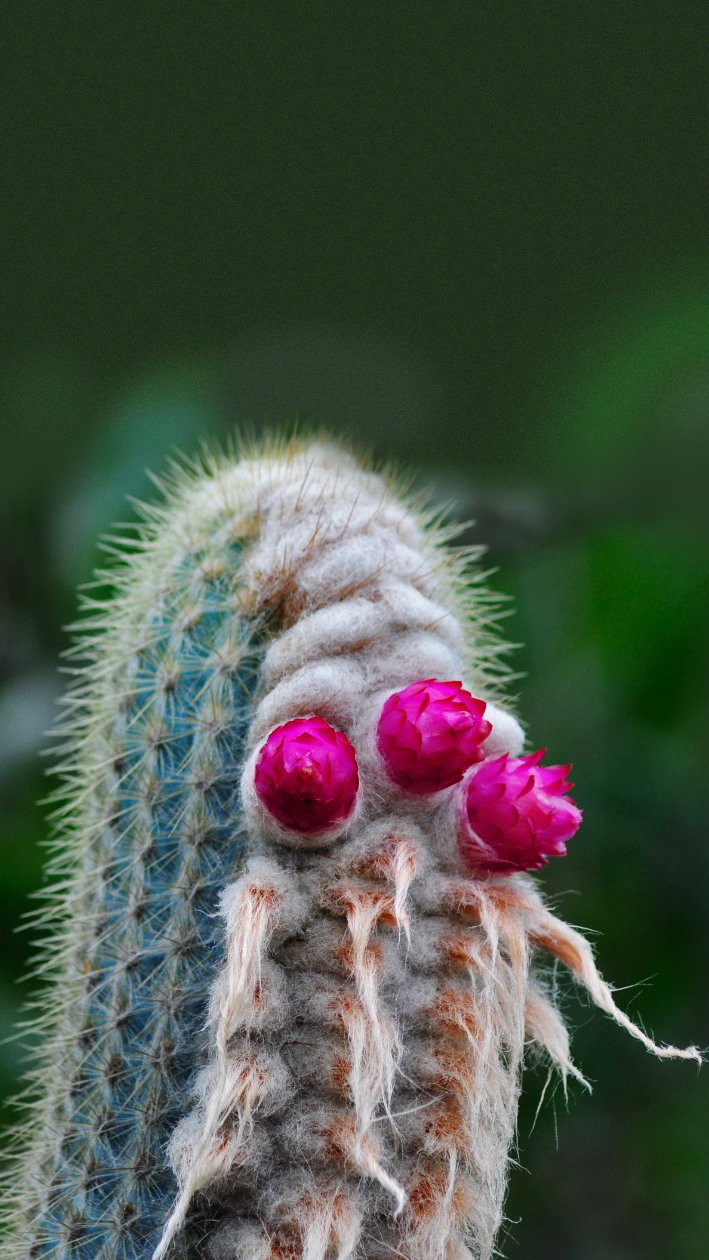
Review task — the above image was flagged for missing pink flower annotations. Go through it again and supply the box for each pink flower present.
[254,716,359,835]
[460,750,582,874]
[377,679,492,795]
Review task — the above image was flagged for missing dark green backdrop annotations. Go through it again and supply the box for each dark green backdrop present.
[1,6,707,1257]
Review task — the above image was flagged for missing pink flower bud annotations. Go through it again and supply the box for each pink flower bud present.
[460,750,582,874]
[377,679,492,795]
[254,716,359,835]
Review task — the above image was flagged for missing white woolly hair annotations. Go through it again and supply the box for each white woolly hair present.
[144,439,699,1260]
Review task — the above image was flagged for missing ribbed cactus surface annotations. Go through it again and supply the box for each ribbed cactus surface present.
[10,511,267,1257]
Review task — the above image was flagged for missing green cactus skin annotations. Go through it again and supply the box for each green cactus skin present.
[1,453,272,1258]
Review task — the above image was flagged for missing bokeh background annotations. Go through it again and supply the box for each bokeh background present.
[1,6,707,1257]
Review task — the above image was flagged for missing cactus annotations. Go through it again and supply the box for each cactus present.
[0,437,699,1260]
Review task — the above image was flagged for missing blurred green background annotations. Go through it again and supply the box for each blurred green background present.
[1,5,707,1257]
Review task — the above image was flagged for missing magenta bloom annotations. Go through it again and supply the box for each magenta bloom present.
[460,750,582,874]
[377,679,492,795]
[254,716,359,835]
